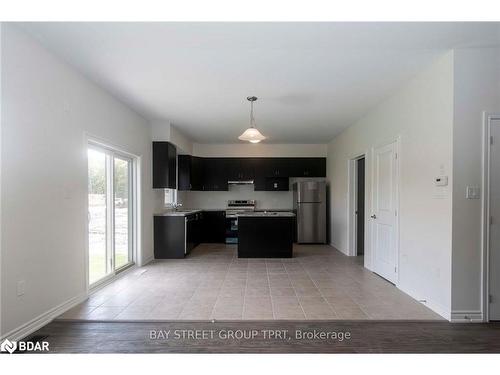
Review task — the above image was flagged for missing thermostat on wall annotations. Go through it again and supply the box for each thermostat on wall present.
[434,176,448,186]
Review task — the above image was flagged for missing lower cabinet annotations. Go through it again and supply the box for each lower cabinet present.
[154,213,203,259]
[154,211,229,259]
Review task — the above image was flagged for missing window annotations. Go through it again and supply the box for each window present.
[164,188,177,206]
[87,143,135,286]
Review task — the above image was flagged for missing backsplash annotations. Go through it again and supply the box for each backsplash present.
[175,178,326,210]
[177,184,292,210]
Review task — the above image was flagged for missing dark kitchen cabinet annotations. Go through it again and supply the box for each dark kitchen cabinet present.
[152,142,177,189]
[176,155,326,191]
[263,158,290,177]
[203,158,228,191]
[265,177,289,191]
[253,177,266,191]
[201,211,226,243]
[178,155,204,191]
[227,158,257,181]
[154,212,203,259]
[289,157,326,177]
[186,212,203,254]
[238,216,294,258]
[154,215,185,259]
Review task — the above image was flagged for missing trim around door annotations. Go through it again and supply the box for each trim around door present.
[482,112,500,322]
[85,134,140,292]
[347,152,368,257]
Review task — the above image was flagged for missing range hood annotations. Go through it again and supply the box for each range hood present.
[228,180,254,185]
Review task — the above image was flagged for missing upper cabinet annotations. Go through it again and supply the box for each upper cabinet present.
[262,158,289,177]
[175,155,326,192]
[152,141,177,189]
[227,158,257,181]
[178,155,204,191]
[203,158,229,191]
[288,157,326,177]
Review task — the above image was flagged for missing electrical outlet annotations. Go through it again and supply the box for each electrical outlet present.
[17,280,25,296]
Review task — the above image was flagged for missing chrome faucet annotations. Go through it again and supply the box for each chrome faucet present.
[171,202,183,211]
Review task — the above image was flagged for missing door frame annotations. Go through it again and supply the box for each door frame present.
[481,112,500,322]
[370,136,401,284]
[85,134,141,292]
[347,152,368,257]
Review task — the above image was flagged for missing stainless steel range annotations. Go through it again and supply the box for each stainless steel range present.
[225,199,256,218]
[225,200,256,244]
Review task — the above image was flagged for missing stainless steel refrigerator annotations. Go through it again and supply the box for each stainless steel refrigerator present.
[293,181,327,244]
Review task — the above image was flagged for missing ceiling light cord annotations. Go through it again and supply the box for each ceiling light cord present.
[250,100,255,128]
[238,96,265,143]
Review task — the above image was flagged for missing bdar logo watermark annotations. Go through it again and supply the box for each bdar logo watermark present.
[1,339,17,354]
[1,338,49,354]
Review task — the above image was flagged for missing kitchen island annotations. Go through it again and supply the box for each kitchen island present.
[237,212,295,258]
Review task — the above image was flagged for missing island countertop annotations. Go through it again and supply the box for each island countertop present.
[236,211,295,217]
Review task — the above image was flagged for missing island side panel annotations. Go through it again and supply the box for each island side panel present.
[238,216,294,258]
[154,216,186,259]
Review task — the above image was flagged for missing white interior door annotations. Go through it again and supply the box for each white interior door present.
[371,141,399,283]
[489,120,500,320]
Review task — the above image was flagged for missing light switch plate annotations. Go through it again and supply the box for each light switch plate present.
[435,176,448,186]
[466,186,481,199]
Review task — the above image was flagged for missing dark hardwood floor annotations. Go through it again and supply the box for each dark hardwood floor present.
[24,320,500,353]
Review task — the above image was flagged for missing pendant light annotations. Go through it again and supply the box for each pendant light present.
[238,96,266,143]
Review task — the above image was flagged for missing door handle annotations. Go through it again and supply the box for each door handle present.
[371,214,377,219]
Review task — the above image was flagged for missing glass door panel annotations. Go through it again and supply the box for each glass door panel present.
[87,148,110,284]
[88,145,135,287]
[114,156,132,269]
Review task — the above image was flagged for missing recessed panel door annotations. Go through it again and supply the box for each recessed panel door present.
[371,141,398,283]
[490,120,500,320]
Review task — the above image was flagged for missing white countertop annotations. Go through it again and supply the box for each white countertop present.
[154,209,202,217]
[237,211,295,217]
[154,209,295,217]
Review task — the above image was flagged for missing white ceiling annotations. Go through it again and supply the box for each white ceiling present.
[20,22,500,144]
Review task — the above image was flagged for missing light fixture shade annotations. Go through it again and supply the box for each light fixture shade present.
[238,127,266,142]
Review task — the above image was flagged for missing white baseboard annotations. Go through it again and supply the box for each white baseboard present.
[330,242,349,255]
[140,255,154,267]
[0,292,88,341]
[450,311,484,323]
[397,284,451,321]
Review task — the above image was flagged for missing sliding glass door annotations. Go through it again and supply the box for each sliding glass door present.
[88,144,134,286]
[113,156,132,269]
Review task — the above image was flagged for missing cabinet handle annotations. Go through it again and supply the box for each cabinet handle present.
[371,214,377,219]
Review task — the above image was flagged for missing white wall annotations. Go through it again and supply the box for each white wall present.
[327,52,454,318]
[179,185,293,210]
[193,143,327,157]
[0,25,155,338]
[178,177,325,211]
[151,120,194,155]
[451,48,500,317]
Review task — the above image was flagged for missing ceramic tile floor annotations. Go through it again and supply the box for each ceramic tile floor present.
[58,244,443,321]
